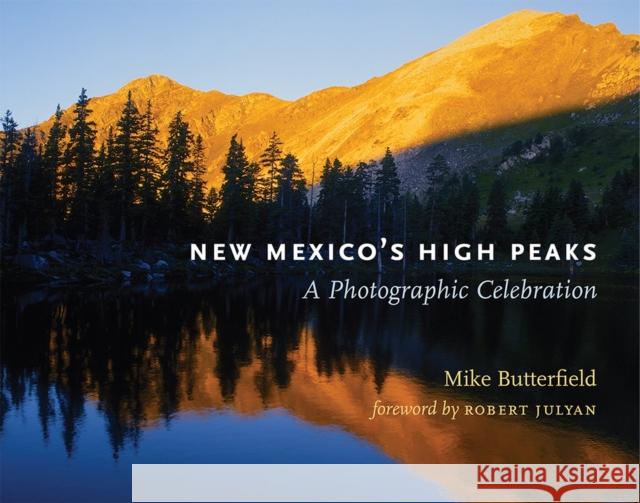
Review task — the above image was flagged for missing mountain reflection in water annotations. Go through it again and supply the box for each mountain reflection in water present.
[1,276,637,471]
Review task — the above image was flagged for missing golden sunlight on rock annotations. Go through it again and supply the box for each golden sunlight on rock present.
[38,10,639,186]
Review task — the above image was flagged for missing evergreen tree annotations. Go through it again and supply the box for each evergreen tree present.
[29,130,51,239]
[425,154,449,238]
[541,186,563,238]
[64,88,96,240]
[137,100,162,242]
[315,158,343,241]
[432,174,456,243]
[41,105,66,237]
[436,173,479,245]
[161,111,193,241]
[627,154,639,224]
[600,168,638,229]
[402,192,424,261]
[355,161,374,200]
[426,154,449,191]
[218,134,257,241]
[361,160,378,239]
[460,174,480,241]
[521,190,546,241]
[14,129,39,247]
[260,131,283,203]
[0,110,21,246]
[275,153,307,242]
[113,91,142,242]
[368,148,401,245]
[92,130,117,261]
[375,147,400,217]
[563,180,589,236]
[344,161,370,241]
[616,228,638,268]
[548,214,576,248]
[339,164,355,243]
[484,177,509,246]
[548,135,565,164]
[189,134,207,232]
[204,187,220,227]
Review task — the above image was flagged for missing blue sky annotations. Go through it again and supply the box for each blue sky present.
[2,0,638,124]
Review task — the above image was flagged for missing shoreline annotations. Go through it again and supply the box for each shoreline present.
[2,240,638,289]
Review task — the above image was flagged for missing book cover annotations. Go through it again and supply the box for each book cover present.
[1,1,638,502]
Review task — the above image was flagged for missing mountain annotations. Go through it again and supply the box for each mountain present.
[37,10,639,186]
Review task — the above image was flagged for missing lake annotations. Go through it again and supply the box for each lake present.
[1,274,637,502]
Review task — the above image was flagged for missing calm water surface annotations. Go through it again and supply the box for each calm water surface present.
[1,275,638,502]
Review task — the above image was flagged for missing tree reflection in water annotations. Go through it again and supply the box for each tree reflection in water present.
[1,276,637,462]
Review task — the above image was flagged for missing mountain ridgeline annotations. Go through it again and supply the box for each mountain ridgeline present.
[1,10,638,278]
[34,10,639,187]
